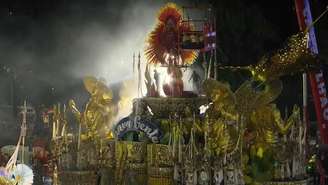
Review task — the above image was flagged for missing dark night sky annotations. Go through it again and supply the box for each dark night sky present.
[0,0,327,108]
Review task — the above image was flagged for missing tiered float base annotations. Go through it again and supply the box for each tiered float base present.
[59,171,97,185]
[264,179,309,185]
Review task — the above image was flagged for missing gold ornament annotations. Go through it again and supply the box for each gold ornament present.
[218,32,318,82]
[69,76,115,140]
[250,32,317,81]
[203,79,237,120]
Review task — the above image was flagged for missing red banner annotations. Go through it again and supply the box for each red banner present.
[294,0,328,144]
[309,72,328,143]
[294,0,328,184]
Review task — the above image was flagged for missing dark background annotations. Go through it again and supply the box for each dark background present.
[0,0,327,145]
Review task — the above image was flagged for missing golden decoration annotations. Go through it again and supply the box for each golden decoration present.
[208,118,236,156]
[203,78,300,165]
[203,79,237,120]
[0,177,14,185]
[250,32,316,82]
[115,141,147,185]
[147,144,173,167]
[69,76,114,140]
[218,32,318,82]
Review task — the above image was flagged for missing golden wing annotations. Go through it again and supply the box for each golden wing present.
[83,76,112,99]
[256,80,283,107]
[83,76,98,94]
[234,81,260,115]
[203,79,237,119]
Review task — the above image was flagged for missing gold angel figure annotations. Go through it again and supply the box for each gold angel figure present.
[203,78,298,152]
[250,104,299,147]
[202,79,237,120]
[69,76,114,140]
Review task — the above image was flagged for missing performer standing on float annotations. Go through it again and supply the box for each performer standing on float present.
[145,3,198,97]
[189,70,201,93]
[153,69,160,92]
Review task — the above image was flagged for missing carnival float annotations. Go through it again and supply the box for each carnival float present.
[43,2,328,185]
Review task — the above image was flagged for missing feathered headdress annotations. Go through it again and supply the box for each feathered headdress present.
[158,3,181,24]
[145,3,197,65]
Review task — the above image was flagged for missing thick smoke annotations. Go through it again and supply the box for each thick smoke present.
[0,0,207,143]
[1,1,167,106]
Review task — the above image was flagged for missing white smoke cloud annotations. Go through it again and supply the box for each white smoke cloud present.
[0,0,205,134]
[62,0,203,125]
[67,1,162,84]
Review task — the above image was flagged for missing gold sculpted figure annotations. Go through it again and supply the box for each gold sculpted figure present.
[69,76,114,140]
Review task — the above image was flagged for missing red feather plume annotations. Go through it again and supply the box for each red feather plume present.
[145,3,198,65]
[158,3,182,24]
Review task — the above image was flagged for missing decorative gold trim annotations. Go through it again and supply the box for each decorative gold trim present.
[147,144,173,167]
[148,167,173,178]
[263,179,309,185]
